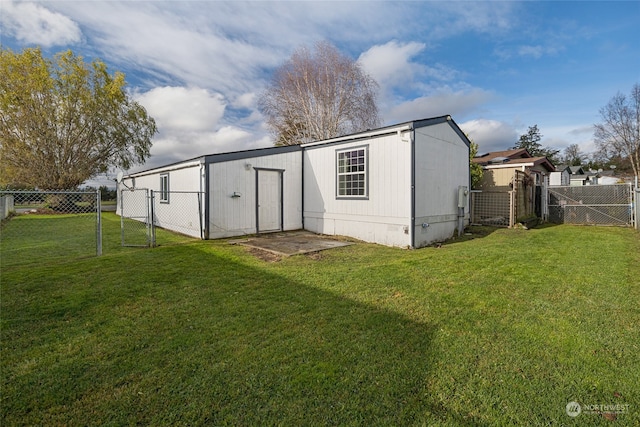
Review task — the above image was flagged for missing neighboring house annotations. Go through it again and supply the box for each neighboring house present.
[118,115,471,248]
[550,165,603,186]
[471,148,555,223]
[549,165,571,186]
[597,169,622,185]
[568,166,599,186]
[472,148,555,191]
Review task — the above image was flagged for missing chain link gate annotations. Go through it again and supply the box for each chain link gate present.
[548,184,634,226]
[119,188,154,247]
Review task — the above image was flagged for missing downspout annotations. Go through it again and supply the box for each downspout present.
[301,148,305,230]
[202,161,210,239]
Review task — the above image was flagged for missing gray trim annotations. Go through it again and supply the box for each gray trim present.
[306,129,402,151]
[410,130,416,249]
[255,170,259,234]
[159,173,170,203]
[204,164,210,239]
[253,167,286,172]
[126,145,302,178]
[204,145,301,164]
[255,168,284,234]
[413,115,472,148]
[127,160,204,179]
[301,150,305,229]
[335,145,369,200]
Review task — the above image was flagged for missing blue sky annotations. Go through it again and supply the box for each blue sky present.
[2,0,639,183]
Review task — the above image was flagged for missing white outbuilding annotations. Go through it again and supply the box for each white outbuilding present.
[118,115,471,248]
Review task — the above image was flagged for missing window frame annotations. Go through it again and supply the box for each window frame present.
[159,173,170,203]
[335,145,369,199]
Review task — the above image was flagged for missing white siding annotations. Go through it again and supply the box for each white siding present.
[549,170,570,186]
[413,122,469,248]
[209,151,302,239]
[118,161,204,238]
[118,117,471,248]
[303,133,413,247]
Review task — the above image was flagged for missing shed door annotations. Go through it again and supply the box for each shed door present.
[257,169,282,233]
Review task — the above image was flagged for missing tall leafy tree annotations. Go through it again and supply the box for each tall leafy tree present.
[469,138,484,188]
[563,143,583,166]
[258,41,381,145]
[512,124,560,164]
[594,83,640,177]
[0,47,157,189]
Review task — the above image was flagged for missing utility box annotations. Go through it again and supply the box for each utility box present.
[458,186,468,208]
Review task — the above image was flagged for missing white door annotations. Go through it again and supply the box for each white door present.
[257,169,282,232]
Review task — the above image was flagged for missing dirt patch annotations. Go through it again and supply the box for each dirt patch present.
[230,231,353,257]
[246,247,282,262]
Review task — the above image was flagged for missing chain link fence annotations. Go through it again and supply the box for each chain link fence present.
[118,189,204,247]
[0,190,101,267]
[548,184,634,226]
[152,191,204,240]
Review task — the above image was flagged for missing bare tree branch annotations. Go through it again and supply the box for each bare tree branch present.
[594,83,640,177]
[258,41,381,145]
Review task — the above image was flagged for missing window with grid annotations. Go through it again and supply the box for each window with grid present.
[160,173,169,203]
[336,147,368,198]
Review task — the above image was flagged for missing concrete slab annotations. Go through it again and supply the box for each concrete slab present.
[230,231,353,256]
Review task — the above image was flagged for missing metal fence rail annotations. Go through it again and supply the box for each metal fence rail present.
[548,184,633,226]
[0,190,102,266]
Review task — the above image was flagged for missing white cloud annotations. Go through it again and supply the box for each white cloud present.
[135,87,226,132]
[541,124,598,156]
[233,93,257,110]
[132,125,269,173]
[130,86,270,172]
[459,119,518,153]
[518,44,562,59]
[426,2,516,38]
[358,41,427,88]
[386,88,494,125]
[1,1,81,47]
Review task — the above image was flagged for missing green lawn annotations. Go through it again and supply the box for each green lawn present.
[1,214,639,425]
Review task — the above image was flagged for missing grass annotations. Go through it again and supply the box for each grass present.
[1,214,639,425]
[0,212,193,268]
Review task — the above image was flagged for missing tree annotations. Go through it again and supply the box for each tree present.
[563,143,583,166]
[0,47,157,189]
[258,41,381,145]
[594,83,640,177]
[512,125,560,164]
[469,138,484,188]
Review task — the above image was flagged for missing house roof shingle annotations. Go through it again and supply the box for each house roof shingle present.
[473,149,555,171]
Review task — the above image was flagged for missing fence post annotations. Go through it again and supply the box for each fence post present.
[633,187,640,231]
[470,192,475,224]
[96,189,102,256]
[509,191,515,227]
[149,190,156,247]
[120,189,125,246]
